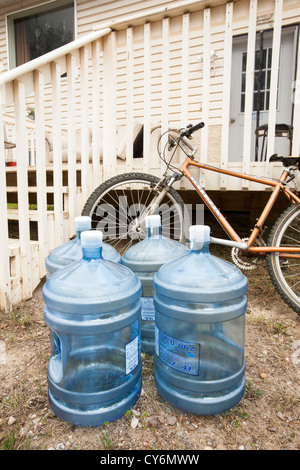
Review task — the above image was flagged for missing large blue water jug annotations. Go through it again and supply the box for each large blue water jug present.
[153,225,248,416]
[43,230,142,426]
[121,215,188,355]
[45,216,121,277]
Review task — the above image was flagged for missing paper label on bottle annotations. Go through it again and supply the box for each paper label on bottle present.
[155,326,200,376]
[141,297,155,321]
[125,335,139,375]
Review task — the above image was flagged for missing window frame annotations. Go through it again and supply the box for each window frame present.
[7,0,76,69]
[240,46,276,114]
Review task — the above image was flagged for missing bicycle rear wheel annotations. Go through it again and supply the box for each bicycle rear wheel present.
[266,204,300,315]
[81,172,188,254]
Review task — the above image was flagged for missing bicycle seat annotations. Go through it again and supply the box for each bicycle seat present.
[269,154,300,168]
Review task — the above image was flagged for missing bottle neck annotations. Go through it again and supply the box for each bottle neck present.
[190,241,210,253]
[82,246,103,260]
[75,229,81,240]
[76,228,90,240]
[147,226,162,239]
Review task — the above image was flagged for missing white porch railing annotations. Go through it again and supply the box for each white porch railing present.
[0,27,112,311]
[0,0,300,312]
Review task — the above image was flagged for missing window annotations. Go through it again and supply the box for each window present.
[240,47,275,113]
[8,1,74,68]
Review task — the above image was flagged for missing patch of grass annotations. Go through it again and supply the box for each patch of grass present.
[222,405,251,429]
[7,203,54,211]
[0,431,16,450]
[9,308,32,328]
[272,322,287,335]
[243,381,264,401]
[141,411,148,429]
[0,430,31,450]
[2,393,26,409]
[100,422,112,450]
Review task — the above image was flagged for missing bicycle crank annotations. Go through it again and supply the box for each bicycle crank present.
[231,237,266,270]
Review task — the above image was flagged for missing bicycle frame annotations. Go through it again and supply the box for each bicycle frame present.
[179,156,300,256]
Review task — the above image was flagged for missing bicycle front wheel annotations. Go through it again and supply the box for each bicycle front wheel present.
[267,204,300,315]
[81,172,187,253]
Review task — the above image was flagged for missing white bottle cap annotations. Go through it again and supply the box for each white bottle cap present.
[189,225,210,243]
[75,216,91,231]
[145,215,161,228]
[81,230,103,248]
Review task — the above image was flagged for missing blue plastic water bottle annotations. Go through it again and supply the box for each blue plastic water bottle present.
[43,230,142,426]
[122,215,188,355]
[45,216,121,277]
[154,225,248,415]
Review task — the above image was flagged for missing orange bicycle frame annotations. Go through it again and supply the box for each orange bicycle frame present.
[179,157,300,256]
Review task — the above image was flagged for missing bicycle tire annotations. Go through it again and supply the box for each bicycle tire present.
[266,204,300,315]
[81,172,188,253]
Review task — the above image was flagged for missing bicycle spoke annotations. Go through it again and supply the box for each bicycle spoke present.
[290,279,300,289]
[99,193,129,220]
[283,271,300,279]
[282,234,300,244]
[142,186,155,208]
[287,224,300,234]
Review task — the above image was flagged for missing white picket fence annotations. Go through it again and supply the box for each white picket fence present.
[0,0,300,311]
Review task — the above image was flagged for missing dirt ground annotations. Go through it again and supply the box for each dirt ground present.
[0,246,299,452]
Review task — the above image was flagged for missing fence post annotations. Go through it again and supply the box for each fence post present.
[34,70,48,278]
[161,18,170,174]
[200,8,211,189]
[14,79,32,300]
[126,27,134,174]
[266,0,283,177]
[66,53,77,237]
[103,32,117,182]
[180,13,190,190]
[51,61,64,247]
[80,46,90,207]
[242,0,257,189]
[143,22,151,174]
[91,39,102,191]
[220,2,233,191]
[0,89,12,312]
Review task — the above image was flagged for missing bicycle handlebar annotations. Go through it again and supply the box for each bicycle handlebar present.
[180,122,205,137]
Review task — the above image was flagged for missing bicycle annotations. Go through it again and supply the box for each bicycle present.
[82,122,300,316]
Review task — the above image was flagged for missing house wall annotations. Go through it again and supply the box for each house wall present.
[0,0,215,72]
[78,0,300,165]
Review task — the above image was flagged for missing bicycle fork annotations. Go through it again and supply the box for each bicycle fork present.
[131,176,177,233]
